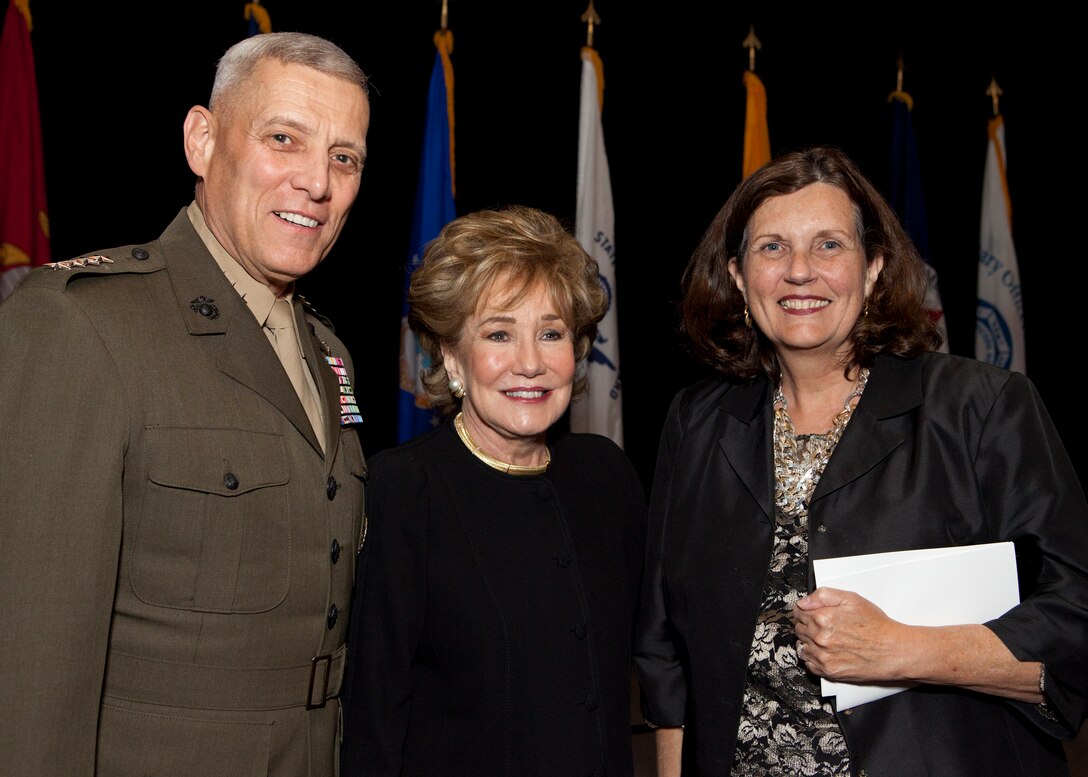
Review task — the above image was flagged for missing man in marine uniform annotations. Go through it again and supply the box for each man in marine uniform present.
[0,31,370,776]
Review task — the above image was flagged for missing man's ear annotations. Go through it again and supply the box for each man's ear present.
[183,106,215,177]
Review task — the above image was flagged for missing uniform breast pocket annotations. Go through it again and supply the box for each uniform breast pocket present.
[130,426,291,613]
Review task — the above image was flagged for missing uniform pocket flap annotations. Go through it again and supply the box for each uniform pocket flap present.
[147,426,289,496]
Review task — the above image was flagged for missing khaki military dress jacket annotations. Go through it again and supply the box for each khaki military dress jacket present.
[0,208,367,777]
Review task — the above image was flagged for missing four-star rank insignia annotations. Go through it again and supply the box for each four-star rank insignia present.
[45,255,114,270]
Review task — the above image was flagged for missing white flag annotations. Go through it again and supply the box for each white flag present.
[976,115,1025,374]
[570,46,623,447]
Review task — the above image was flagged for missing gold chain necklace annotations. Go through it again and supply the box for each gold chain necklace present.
[454,412,551,476]
[772,368,868,513]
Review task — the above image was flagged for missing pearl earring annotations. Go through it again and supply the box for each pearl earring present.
[448,377,465,399]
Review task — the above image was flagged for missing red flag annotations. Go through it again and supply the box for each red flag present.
[0,0,51,302]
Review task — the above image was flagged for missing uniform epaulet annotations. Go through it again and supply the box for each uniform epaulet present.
[42,254,116,271]
[28,246,163,289]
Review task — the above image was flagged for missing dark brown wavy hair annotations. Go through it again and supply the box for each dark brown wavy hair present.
[680,144,942,381]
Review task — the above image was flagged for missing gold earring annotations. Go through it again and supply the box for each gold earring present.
[743,305,752,328]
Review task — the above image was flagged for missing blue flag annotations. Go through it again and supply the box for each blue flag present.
[889,93,948,352]
[397,30,456,443]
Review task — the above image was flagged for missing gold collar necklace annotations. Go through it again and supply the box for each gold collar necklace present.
[453,412,550,476]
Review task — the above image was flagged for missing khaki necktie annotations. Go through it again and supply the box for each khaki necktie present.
[265,298,325,452]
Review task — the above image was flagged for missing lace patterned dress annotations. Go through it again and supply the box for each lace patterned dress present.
[730,371,868,777]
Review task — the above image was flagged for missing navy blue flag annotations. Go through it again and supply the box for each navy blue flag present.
[397,30,456,443]
[889,94,948,352]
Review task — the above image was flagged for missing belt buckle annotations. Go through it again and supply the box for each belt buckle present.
[307,654,333,710]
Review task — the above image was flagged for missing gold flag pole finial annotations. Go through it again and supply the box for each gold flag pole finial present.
[440,0,448,31]
[887,53,913,110]
[986,76,1003,117]
[581,1,601,48]
[743,26,762,72]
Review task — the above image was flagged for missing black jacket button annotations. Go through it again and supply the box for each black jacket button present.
[223,472,239,490]
[326,476,338,500]
[330,538,342,564]
[326,603,339,629]
[131,247,149,260]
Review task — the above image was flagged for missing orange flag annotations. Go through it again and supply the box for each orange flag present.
[742,70,770,179]
[0,0,51,301]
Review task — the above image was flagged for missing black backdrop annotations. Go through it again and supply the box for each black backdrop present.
[16,3,1080,491]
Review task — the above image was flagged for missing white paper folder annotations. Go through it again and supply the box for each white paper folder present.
[812,541,1020,710]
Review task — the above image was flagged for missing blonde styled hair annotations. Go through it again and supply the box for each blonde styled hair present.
[408,205,607,416]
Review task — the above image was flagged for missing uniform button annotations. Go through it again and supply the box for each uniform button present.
[131,247,149,260]
[583,695,599,711]
[817,523,828,533]
[223,472,239,490]
[326,603,339,629]
[555,552,572,568]
[330,538,342,564]
[326,476,338,500]
[572,621,588,639]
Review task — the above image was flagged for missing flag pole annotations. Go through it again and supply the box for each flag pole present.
[396,9,458,442]
[976,77,1025,373]
[886,54,949,353]
[986,76,1003,117]
[741,25,770,179]
[571,2,623,446]
[581,0,600,48]
[742,25,761,72]
[887,54,913,109]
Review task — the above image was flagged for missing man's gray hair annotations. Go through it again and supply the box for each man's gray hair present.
[209,31,368,110]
